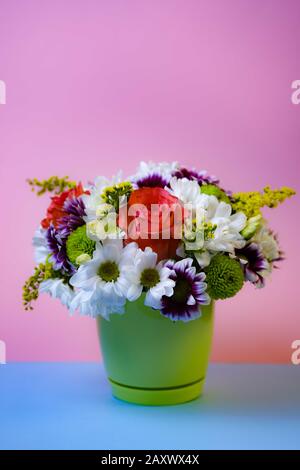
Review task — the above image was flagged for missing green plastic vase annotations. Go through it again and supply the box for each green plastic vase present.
[97,294,214,406]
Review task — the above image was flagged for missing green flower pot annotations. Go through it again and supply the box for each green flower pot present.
[97,295,214,406]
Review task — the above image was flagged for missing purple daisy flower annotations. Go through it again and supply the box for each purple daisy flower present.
[58,197,86,237]
[160,258,210,322]
[46,225,75,275]
[46,197,87,276]
[172,167,219,186]
[235,243,268,287]
[136,173,169,189]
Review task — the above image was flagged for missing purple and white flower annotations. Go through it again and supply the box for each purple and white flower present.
[235,243,268,287]
[131,161,179,187]
[58,196,86,236]
[159,258,210,322]
[135,173,169,189]
[172,167,219,185]
[46,196,87,275]
[46,224,75,275]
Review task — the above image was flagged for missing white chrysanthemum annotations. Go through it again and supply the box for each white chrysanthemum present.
[69,239,137,319]
[177,241,213,268]
[85,203,124,242]
[131,161,179,184]
[252,225,280,262]
[82,173,124,241]
[39,279,75,309]
[205,198,246,252]
[33,227,51,263]
[82,172,122,224]
[177,195,246,268]
[126,247,175,309]
[167,177,208,208]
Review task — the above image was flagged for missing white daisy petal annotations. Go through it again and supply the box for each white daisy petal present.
[33,227,51,264]
[69,240,138,318]
[40,279,75,309]
[126,246,175,309]
[187,295,196,305]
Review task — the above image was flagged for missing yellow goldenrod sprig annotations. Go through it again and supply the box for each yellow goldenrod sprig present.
[231,186,296,218]
[27,176,77,196]
[22,261,59,311]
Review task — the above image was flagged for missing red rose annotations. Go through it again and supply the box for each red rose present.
[119,187,183,261]
[41,183,87,229]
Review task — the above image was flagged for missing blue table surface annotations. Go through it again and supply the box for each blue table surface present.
[0,363,299,450]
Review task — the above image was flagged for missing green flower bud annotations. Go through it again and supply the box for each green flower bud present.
[66,225,96,266]
[241,214,262,240]
[205,254,244,300]
[200,184,231,204]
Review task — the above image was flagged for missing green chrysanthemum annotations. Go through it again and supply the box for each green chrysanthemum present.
[205,254,244,300]
[200,184,231,204]
[66,225,96,266]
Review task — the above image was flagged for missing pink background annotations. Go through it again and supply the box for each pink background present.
[0,0,299,363]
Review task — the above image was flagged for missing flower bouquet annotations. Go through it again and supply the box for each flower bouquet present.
[23,163,295,405]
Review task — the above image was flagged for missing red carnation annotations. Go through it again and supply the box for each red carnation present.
[41,183,87,229]
[119,187,183,261]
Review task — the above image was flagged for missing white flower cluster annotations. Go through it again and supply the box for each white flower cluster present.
[167,177,247,267]
[33,160,284,319]
[40,239,176,318]
[131,160,179,186]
